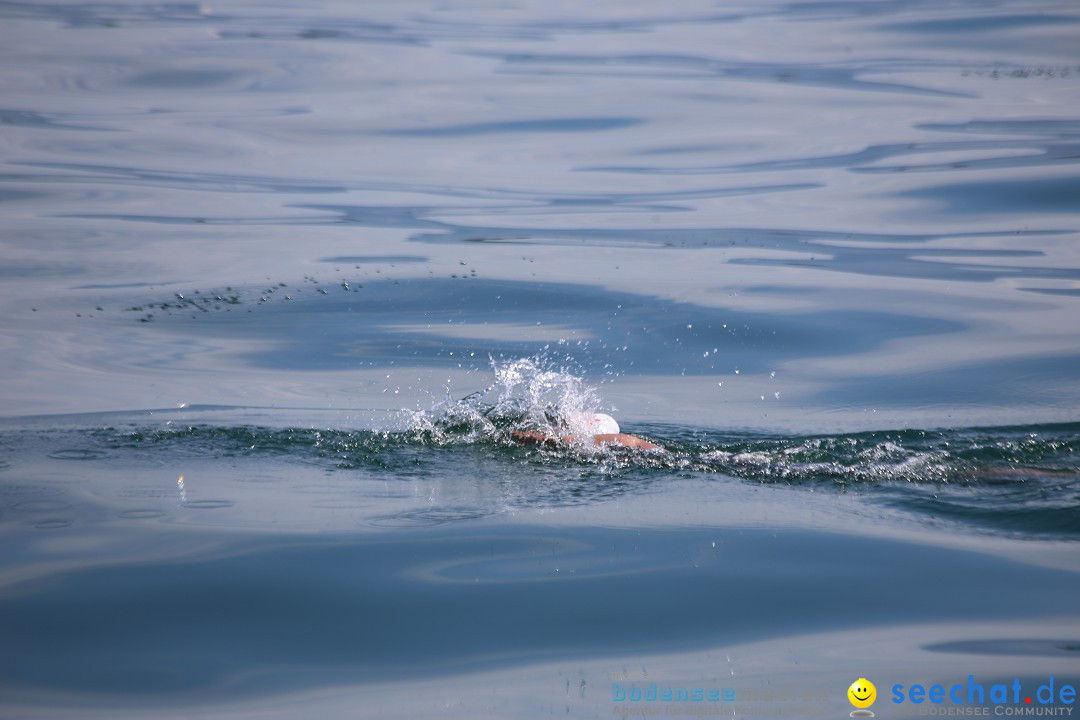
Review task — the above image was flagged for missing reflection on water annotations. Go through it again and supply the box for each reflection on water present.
[1,0,1079,717]
[0,524,1077,697]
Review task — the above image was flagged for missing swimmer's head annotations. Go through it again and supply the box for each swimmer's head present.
[589,413,620,435]
[562,411,620,436]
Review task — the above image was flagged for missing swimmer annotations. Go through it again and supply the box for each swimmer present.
[511,412,664,451]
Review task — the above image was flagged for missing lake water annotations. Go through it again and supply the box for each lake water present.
[1,1,1079,717]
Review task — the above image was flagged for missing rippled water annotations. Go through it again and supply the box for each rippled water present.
[1,1,1079,717]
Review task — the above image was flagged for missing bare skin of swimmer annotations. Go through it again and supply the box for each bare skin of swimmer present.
[512,430,662,451]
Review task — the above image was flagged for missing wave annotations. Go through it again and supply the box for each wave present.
[2,358,1077,538]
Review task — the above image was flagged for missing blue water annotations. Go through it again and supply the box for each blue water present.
[1,1,1079,717]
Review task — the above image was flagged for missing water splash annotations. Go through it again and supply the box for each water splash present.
[4,356,1076,536]
[406,356,615,447]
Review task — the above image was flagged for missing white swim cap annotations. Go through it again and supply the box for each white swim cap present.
[590,413,620,435]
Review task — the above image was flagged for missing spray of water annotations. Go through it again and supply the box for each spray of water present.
[407,356,613,446]
[386,355,1080,515]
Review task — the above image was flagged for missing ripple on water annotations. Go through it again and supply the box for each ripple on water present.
[116,509,166,520]
[368,506,492,527]
[310,499,368,510]
[117,486,177,499]
[231,474,278,484]
[11,499,72,513]
[33,519,72,530]
[0,483,47,496]
[48,449,107,461]
[290,484,354,495]
[182,499,234,510]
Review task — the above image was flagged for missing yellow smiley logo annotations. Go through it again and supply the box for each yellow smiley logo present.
[848,678,877,709]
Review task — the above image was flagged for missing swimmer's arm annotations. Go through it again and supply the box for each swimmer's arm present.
[593,433,664,451]
[511,430,573,446]
[512,430,664,451]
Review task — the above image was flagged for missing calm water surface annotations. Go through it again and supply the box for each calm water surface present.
[1,1,1079,717]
